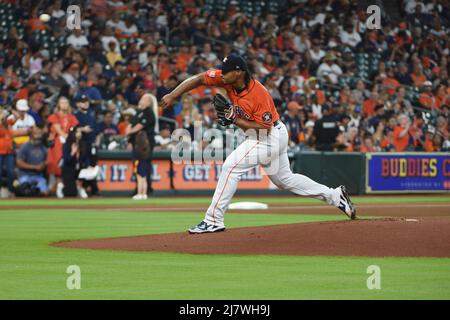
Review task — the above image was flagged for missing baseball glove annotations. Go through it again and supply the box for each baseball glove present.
[213,93,236,126]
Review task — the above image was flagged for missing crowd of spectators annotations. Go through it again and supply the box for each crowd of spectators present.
[0,0,449,197]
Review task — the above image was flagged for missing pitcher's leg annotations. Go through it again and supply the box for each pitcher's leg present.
[204,140,260,226]
[267,152,340,206]
[266,122,355,218]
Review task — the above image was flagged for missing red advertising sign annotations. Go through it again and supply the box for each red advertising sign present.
[96,159,272,191]
[172,162,271,190]
[97,159,171,191]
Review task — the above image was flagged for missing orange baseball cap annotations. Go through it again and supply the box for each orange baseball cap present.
[287,101,301,111]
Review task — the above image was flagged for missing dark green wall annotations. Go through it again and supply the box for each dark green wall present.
[293,152,366,195]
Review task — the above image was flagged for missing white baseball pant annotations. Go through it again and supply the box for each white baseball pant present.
[204,121,342,227]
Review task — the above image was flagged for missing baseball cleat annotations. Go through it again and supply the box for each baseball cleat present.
[337,185,356,220]
[188,221,226,234]
[132,194,148,200]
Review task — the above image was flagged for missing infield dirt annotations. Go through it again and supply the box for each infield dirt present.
[53,216,450,258]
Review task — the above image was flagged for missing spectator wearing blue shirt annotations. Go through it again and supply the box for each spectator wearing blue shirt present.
[27,94,45,126]
[157,76,178,120]
[368,104,385,133]
[117,78,141,106]
[95,111,121,148]
[0,53,4,75]
[281,101,303,147]
[74,95,96,146]
[395,63,413,86]
[0,85,13,106]
[74,95,99,196]
[104,60,127,80]
[95,111,119,137]
[74,76,102,117]
[96,74,114,101]
[15,127,48,195]
[75,76,102,101]
[27,109,42,126]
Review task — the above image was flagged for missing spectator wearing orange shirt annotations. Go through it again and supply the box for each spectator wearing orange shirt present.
[118,108,136,136]
[418,81,435,109]
[423,128,436,152]
[47,97,79,195]
[90,0,108,19]
[157,52,172,83]
[305,77,325,105]
[27,17,46,31]
[410,63,427,88]
[339,85,351,105]
[27,7,46,32]
[0,107,15,196]
[363,91,379,117]
[14,78,38,100]
[189,86,217,101]
[380,127,396,151]
[277,28,295,51]
[127,58,141,75]
[415,125,436,152]
[360,135,376,153]
[176,46,193,73]
[393,114,414,151]
[382,68,400,96]
[409,112,427,149]
[298,61,310,81]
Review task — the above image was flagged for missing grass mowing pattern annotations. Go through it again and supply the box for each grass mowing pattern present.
[0,198,449,299]
[0,195,449,207]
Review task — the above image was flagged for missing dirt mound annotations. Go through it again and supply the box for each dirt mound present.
[53,217,450,258]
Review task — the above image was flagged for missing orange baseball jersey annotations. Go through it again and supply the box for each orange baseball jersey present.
[203,69,280,128]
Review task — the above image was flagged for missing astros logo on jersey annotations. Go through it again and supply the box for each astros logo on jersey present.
[262,112,272,124]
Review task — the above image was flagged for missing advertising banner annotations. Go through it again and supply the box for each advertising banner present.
[366,153,450,193]
[97,159,272,191]
[172,162,271,190]
[97,159,172,191]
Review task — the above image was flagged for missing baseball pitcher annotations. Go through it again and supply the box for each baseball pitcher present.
[160,54,356,233]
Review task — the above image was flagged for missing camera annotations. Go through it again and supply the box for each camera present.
[14,181,40,197]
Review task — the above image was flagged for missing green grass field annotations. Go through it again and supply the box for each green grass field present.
[1,196,449,300]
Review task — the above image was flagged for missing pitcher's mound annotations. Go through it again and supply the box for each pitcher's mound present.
[52,217,450,257]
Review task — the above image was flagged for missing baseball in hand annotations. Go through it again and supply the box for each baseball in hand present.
[39,14,51,22]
